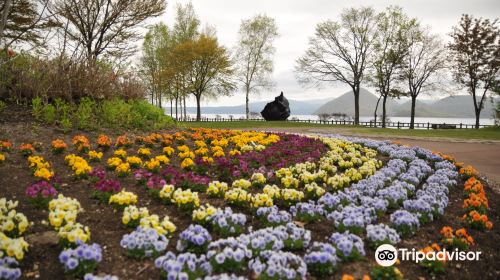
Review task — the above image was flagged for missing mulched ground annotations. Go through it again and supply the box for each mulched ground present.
[1,105,499,280]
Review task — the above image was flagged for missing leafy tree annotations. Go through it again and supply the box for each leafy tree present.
[235,14,279,119]
[173,1,200,44]
[371,6,417,128]
[51,0,166,60]
[172,1,200,119]
[172,35,235,121]
[400,26,447,129]
[295,7,378,124]
[448,14,500,129]
[140,23,171,109]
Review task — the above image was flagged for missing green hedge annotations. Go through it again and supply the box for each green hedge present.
[31,97,175,131]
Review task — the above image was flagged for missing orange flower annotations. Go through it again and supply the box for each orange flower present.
[116,135,131,147]
[466,236,475,244]
[440,226,453,238]
[341,275,355,280]
[486,221,493,230]
[20,143,35,151]
[455,228,466,237]
[459,165,478,178]
[431,243,441,251]
[0,141,12,151]
[51,139,67,150]
[97,135,113,147]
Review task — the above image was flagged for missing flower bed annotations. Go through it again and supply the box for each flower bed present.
[0,128,496,279]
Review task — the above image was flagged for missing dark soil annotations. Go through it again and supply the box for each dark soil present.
[1,105,499,280]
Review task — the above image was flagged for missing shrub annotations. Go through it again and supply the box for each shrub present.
[75,98,96,130]
[60,117,73,133]
[31,97,175,131]
[31,97,43,119]
[100,99,132,127]
[42,104,57,124]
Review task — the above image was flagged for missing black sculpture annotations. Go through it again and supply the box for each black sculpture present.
[261,92,291,121]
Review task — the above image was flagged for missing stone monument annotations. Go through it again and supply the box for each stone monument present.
[260,92,291,121]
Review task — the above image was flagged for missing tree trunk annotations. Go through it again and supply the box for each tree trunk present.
[179,97,182,120]
[373,95,381,128]
[382,94,388,128]
[475,108,480,129]
[183,96,187,121]
[410,96,416,129]
[245,85,250,120]
[353,86,360,125]
[175,97,178,120]
[196,94,201,121]
[170,99,173,117]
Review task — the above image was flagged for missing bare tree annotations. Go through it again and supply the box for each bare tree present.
[0,0,12,44]
[448,14,500,129]
[371,6,417,128]
[235,14,279,119]
[295,7,378,124]
[400,26,447,129]
[51,0,166,60]
[0,0,56,48]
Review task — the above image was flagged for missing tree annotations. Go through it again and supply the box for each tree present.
[172,1,200,120]
[371,6,417,128]
[448,15,500,129]
[173,35,235,121]
[51,0,166,60]
[235,14,279,119]
[0,0,56,48]
[140,23,171,109]
[295,7,378,124]
[173,1,200,44]
[400,27,447,129]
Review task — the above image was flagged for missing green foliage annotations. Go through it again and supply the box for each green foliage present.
[54,98,72,119]
[100,99,133,127]
[60,117,73,133]
[31,97,175,131]
[370,265,404,280]
[75,98,96,130]
[31,97,43,119]
[42,104,57,124]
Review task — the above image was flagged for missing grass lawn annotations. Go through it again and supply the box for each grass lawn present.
[179,121,500,140]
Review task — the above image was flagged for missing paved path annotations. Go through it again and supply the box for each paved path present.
[251,127,500,190]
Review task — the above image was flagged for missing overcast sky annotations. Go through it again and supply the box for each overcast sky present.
[154,0,500,107]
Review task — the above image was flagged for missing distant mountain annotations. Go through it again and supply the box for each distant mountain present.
[314,89,497,118]
[393,95,497,118]
[183,97,332,115]
[177,90,497,118]
[314,88,400,116]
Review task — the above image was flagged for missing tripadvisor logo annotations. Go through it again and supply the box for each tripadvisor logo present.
[375,244,398,267]
[375,244,482,266]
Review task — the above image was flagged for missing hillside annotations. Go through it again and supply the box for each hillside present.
[315,89,497,118]
[313,88,400,116]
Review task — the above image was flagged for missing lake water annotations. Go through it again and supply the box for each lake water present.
[181,113,496,126]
